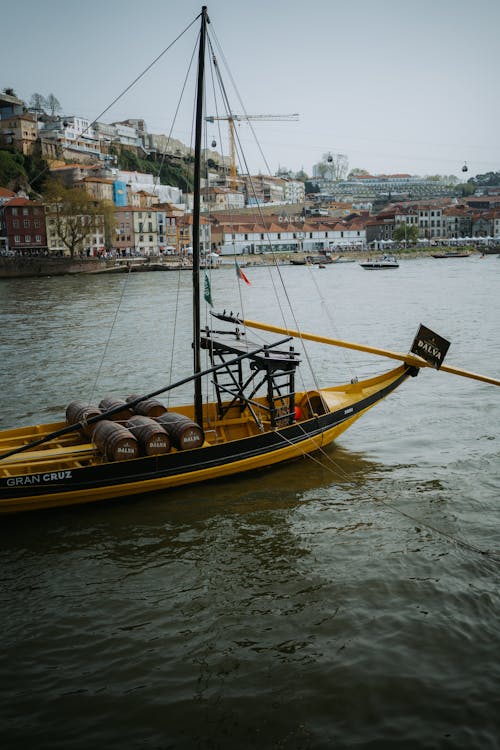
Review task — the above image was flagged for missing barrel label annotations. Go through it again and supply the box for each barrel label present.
[183,430,201,443]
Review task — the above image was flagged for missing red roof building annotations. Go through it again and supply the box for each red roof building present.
[1,197,48,254]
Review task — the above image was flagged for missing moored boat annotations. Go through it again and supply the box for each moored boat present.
[431,251,471,258]
[1,7,498,514]
[359,254,399,270]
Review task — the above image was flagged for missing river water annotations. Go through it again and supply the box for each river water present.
[1,256,499,749]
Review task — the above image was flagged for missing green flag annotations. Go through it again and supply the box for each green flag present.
[204,272,213,306]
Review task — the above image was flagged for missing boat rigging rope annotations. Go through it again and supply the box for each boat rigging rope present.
[26,15,201,192]
[87,269,134,404]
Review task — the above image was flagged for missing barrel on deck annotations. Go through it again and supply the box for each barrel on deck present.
[155,412,204,451]
[126,415,171,456]
[65,401,102,438]
[126,394,168,418]
[98,397,134,421]
[93,420,139,461]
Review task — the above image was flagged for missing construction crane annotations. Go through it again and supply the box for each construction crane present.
[206,113,299,188]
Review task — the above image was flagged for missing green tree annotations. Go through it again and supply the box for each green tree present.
[43,180,107,258]
[0,149,26,189]
[304,181,320,194]
[393,223,419,244]
[468,171,500,187]
[347,168,369,178]
[0,148,50,195]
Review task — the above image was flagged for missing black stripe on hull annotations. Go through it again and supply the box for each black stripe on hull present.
[0,368,412,501]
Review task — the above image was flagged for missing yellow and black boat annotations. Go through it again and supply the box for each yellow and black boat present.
[0,8,498,514]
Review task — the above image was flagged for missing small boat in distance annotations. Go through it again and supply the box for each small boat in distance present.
[359,254,399,270]
[331,256,356,264]
[431,251,471,259]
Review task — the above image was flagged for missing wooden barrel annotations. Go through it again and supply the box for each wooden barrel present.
[126,394,168,418]
[155,412,204,450]
[126,415,171,456]
[65,401,102,438]
[98,397,134,421]
[93,420,139,461]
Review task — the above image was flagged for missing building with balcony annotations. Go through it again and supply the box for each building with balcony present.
[39,116,100,161]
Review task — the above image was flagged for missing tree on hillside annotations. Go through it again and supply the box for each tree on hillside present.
[0,150,27,190]
[348,168,370,178]
[317,153,348,181]
[43,180,109,258]
[0,148,50,195]
[46,93,62,116]
[114,147,194,193]
[29,93,48,114]
[304,181,320,194]
[468,171,500,187]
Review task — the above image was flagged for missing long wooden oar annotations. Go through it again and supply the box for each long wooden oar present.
[241,318,500,388]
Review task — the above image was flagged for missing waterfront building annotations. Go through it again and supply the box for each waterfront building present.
[131,207,160,256]
[210,213,366,254]
[416,203,444,239]
[177,214,211,254]
[442,205,472,239]
[45,203,105,257]
[0,197,47,255]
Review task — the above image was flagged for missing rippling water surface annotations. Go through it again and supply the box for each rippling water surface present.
[1,257,499,749]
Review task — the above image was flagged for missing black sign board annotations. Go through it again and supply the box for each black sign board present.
[410,324,450,370]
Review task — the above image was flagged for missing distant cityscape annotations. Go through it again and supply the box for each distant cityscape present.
[1,87,500,260]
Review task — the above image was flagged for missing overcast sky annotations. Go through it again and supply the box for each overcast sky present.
[2,0,498,179]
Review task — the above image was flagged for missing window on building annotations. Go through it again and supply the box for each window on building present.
[14,235,20,244]
[35,235,42,243]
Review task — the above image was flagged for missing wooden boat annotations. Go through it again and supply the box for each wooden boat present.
[431,251,471,259]
[0,7,498,514]
[332,256,356,263]
[359,254,399,270]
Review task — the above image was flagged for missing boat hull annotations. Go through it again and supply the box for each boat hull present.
[359,262,399,269]
[0,366,414,513]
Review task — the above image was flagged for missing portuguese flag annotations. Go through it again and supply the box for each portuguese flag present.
[235,260,251,285]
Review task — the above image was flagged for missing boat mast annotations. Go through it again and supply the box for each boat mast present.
[192,6,208,427]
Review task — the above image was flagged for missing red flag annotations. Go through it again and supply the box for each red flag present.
[235,260,251,285]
